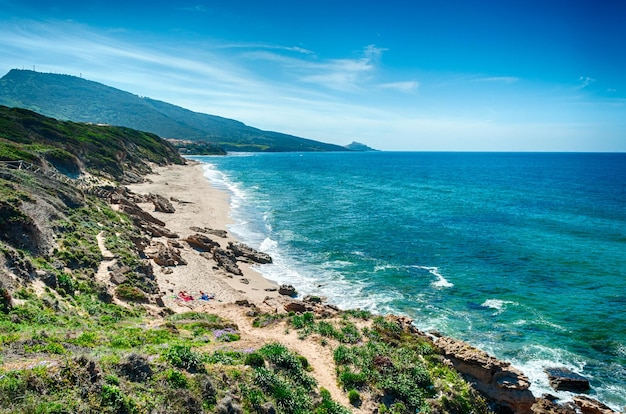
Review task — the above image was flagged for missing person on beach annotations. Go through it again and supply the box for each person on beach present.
[178,291,194,301]
[199,291,214,300]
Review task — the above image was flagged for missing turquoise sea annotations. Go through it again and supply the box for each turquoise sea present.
[192,152,626,410]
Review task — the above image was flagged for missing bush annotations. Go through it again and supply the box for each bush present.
[347,389,361,406]
[115,284,147,303]
[244,352,265,368]
[163,369,188,389]
[163,345,205,373]
[316,388,351,414]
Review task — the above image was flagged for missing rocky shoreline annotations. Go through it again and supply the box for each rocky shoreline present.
[118,162,619,414]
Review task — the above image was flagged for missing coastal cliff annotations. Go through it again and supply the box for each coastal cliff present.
[0,107,619,413]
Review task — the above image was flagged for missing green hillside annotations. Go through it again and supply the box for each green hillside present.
[0,105,183,182]
[0,69,349,153]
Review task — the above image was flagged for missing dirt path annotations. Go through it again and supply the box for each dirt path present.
[197,302,358,411]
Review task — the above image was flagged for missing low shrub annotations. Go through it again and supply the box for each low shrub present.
[163,344,205,373]
[347,389,361,406]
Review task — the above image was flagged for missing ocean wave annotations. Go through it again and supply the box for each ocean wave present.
[481,298,517,315]
[412,266,454,288]
[506,343,587,405]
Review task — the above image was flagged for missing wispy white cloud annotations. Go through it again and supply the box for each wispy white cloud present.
[0,19,621,151]
[220,42,315,56]
[577,76,596,89]
[377,81,419,92]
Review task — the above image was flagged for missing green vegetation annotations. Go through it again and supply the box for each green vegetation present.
[0,69,351,152]
[0,101,490,413]
[258,310,492,414]
[0,105,183,181]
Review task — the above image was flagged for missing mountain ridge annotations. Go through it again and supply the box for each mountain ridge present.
[0,69,349,153]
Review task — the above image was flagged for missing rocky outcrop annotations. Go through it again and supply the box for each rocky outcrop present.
[573,396,620,414]
[278,284,297,297]
[433,335,535,414]
[118,203,165,227]
[184,233,220,252]
[284,301,308,313]
[532,397,577,414]
[148,193,175,213]
[145,241,186,267]
[212,248,242,276]
[545,367,590,392]
[228,242,272,264]
[189,226,228,238]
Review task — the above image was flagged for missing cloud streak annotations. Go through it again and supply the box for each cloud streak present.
[0,19,622,151]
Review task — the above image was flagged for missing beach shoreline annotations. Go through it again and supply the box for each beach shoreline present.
[127,160,281,310]
[126,160,621,414]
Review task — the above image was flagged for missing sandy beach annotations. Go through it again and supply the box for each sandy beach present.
[126,160,355,408]
[127,160,281,309]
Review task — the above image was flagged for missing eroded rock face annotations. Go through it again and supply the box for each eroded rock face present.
[212,247,242,276]
[434,336,535,414]
[189,226,227,238]
[573,396,620,414]
[545,367,590,393]
[228,241,272,264]
[149,193,175,213]
[278,284,297,297]
[145,241,186,267]
[531,397,577,414]
[184,233,220,252]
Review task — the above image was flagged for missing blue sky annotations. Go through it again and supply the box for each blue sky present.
[1,0,625,151]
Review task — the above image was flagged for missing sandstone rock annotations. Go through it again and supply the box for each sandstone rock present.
[573,396,619,414]
[532,397,577,414]
[284,301,307,313]
[259,402,276,414]
[278,284,297,297]
[109,272,127,285]
[213,248,242,275]
[119,204,165,227]
[137,221,178,238]
[145,242,186,267]
[228,241,272,264]
[303,295,325,303]
[184,233,220,252]
[189,226,228,238]
[545,367,590,393]
[434,336,535,414]
[149,193,175,213]
[171,196,193,204]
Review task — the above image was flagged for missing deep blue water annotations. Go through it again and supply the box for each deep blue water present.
[193,152,626,409]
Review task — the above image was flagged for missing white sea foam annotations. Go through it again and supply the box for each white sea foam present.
[503,343,588,406]
[481,299,516,315]
[414,266,454,288]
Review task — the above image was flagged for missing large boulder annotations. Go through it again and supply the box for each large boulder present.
[573,396,619,414]
[149,193,175,213]
[184,233,220,252]
[228,241,272,264]
[212,248,242,276]
[189,226,228,238]
[278,284,297,297]
[284,301,307,313]
[545,367,590,393]
[119,204,165,227]
[145,242,186,267]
